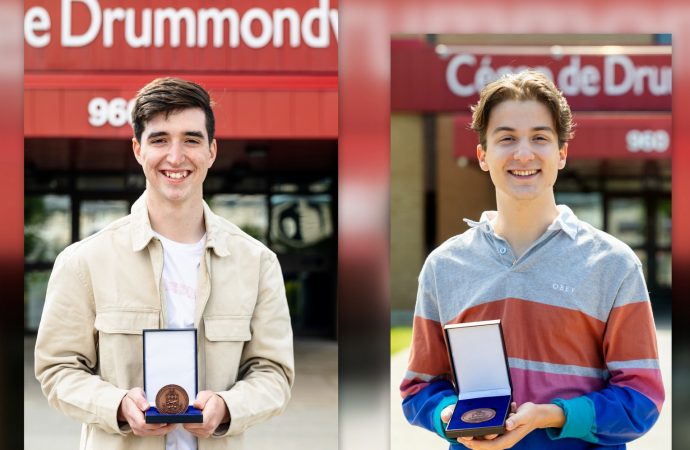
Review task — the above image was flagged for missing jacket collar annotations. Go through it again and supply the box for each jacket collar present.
[130,192,231,256]
[463,204,579,240]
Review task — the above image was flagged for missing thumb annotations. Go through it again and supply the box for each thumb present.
[505,410,527,431]
[129,388,150,411]
[193,390,214,410]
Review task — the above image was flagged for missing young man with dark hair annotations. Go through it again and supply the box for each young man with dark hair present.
[35,77,294,450]
[401,70,664,449]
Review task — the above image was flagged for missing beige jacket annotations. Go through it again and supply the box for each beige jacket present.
[35,193,294,450]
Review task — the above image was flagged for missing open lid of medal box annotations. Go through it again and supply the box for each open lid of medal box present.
[142,329,203,423]
[443,320,513,437]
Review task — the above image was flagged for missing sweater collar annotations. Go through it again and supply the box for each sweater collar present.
[463,204,579,240]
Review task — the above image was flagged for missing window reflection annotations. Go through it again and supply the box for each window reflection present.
[25,271,51,332]
[270,194,333,252]
[25,195,71,263]
[656,251,671,288]
[209,194,268,243]
[79,200,129,239]
[554,192,603,229]
[608,198,646,247]
[656,198,671,247]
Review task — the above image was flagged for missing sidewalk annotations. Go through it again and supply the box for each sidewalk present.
[25,337,337,450]
[390,325,672,450]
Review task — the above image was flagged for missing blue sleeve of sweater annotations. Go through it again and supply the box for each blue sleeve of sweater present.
[547,385,660,445]
[402,379,459,445]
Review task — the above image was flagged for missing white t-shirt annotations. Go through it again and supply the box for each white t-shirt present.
[154,232,206,450]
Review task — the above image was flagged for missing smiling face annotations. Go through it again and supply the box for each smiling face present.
[132,107,217,210]
[477,100,567,209]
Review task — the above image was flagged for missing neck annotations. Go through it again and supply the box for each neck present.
[493,194,559,259]
[146,193,206,243]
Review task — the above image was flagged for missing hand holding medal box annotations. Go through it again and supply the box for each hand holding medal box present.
[143,329,204,423]
[443,320,513,438]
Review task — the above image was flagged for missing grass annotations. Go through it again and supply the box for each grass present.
[391,326,413,355]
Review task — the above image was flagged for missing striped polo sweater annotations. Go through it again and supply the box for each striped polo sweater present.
[401,206,664,449]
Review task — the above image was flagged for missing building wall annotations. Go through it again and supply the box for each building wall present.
[436,115,495,245]
[390,35,672,318]
[390,114,496,314]
[390,113,425,312]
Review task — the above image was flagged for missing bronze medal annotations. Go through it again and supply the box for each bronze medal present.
[461,407,496,424]
[155,384,189,414]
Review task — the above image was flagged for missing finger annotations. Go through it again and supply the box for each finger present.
[186,430,211,439]
[182,423,212,438]
[145,423,175,433]
[482,434,498,440]
[135,423,175,436]
[458,438,476,449]
[511,401,517,413]
[440,405,454,423]
[136,423,176,436]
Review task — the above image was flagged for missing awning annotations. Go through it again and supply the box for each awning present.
[24,73,338,139]
[453,113,671,161]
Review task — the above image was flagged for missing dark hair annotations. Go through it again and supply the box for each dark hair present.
[131,77,215,143]
[471,70,573,149]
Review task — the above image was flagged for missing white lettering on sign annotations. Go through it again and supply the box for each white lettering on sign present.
[557,56,601,96]
[604,55,671,96]
[446,55,554,97]
[445,54,671,98]
[24,6,52,48]
[88,97,135,128]
[62,0,101,47]
[626,129,670,153]
[25,0,338,49]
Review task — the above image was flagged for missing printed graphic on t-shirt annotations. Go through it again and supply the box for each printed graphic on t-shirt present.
[163,279,196,301]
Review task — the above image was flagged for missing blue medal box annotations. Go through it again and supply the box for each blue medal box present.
[443,320,513,438]
[143,329,203,424]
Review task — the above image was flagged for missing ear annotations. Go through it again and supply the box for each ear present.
[208,139,217,167]
[558,142,568,170]
[132,138,143,165]
[476,144,489,172]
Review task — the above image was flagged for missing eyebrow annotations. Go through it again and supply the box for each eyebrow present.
[146,130,206,140]
[491,126,555,135]
[184,131,205,139]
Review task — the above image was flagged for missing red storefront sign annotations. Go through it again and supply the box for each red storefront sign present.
[453,113,672,160]
[24,0,339,138]
[25,0,338,72]
[392,39,671,112]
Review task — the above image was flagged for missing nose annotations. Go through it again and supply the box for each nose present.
[166,140,185,165]
[513,139,535,162]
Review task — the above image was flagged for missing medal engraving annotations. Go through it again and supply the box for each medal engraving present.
[461,407,496,424]
[155,384,189,414]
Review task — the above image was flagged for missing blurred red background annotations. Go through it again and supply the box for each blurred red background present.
[3,0,689,448]
[337,0,688,449]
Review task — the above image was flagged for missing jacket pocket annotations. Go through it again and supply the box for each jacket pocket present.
[203,316,252,391]
[95,309,160,334]
[94,309,159,387]
[204,316,252,341]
